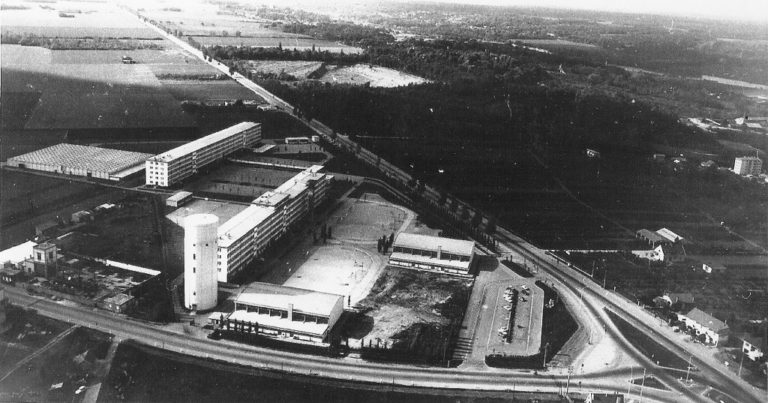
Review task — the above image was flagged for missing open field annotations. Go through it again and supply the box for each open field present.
[1,1,157,38]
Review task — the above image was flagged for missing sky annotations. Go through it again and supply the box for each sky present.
[424,0,768,23]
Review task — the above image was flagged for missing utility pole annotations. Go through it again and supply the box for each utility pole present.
[639,367,647,403]
[603,264,608,288]
[565,366,572,395]
[685,355,693,384]
[542,343,549,368]
[628,367,633,395]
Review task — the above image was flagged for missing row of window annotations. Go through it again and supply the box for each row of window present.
[392,246,471,262]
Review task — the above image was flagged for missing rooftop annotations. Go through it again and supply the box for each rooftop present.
[685,308,729,332]
[8,144,151,175]
[228,309,329,337]
[252,190,290,207]
[218,206,276,247]
[656,228,684,243]
[393,233,475,256]
[0,241,37,265]
[103,293,134,305]
[235,282,342,317]
[167,191,193,203]
[148,122,259,163]
[636,229,667,244]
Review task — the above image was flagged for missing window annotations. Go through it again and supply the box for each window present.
[192,267,195,273]
[36,253,42,260]
[192,253,196,260]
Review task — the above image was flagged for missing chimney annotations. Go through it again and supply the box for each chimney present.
[288,303,293,321]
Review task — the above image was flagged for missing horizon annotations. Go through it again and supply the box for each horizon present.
[399,0,768,24]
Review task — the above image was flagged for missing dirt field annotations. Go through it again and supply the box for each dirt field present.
[351,267,473,346]
[319,65,430,88]
[244,60,324,79]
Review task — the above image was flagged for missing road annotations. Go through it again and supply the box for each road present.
[494,228,766,403]
[4,286,682,402]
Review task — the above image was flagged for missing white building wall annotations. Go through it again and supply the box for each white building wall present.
[184,214,219,310]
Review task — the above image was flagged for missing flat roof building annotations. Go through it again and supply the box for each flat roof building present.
[733,156,763,176]
[225,282,344,343]
[166,191,193,208]
[6,144,151,181]
[390,233,476,276]
[146,122,262,187]
[214,165,333,282]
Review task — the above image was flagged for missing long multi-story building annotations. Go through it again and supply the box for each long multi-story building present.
[389,233,476,276]
[146,122,262,186]
[215,165,333,282]
[733,156,763,176]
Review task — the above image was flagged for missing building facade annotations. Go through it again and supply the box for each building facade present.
[215,166,332,282]
[221,282,344,343]
[389,233,476,276]
[677,308,729,345]
[733,156,763,176]
[184,214,219,310]
[146,122,262,186]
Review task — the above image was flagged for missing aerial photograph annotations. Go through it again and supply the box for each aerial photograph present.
[0,0,767,402]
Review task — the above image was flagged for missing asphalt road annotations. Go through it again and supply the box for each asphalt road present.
[494,228,766,403]
[5,285,682,401]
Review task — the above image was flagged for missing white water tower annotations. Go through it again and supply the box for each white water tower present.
[184,214,219,311]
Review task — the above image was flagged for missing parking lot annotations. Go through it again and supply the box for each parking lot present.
[484,279,543,357]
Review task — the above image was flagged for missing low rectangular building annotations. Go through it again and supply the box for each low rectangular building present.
[225,283,344,343]
[389,233,476,276]
[166,191,193,208]
[6,144,152,181]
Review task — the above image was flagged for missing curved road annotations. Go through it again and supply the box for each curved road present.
[5,286,678,402]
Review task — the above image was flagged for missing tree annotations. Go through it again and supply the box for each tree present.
[486,215,497,235]
[471,210,483,228]
[222,30,229,37]
[460,207,470,221]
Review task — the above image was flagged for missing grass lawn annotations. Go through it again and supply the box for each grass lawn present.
[606,309,690,370]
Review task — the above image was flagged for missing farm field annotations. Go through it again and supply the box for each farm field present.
[319,65,430,88]
[0,2,267,142]
[0,1,157,38]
